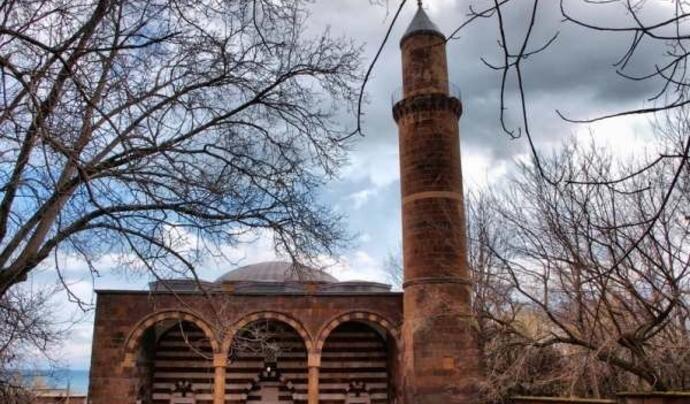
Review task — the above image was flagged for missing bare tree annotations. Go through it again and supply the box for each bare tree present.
[383,248,403,290]
[380,110,690,400]
[0,282,67,401]
[469,191,616,400]
[0,0,362,299]
[480,107,690,395]
[382,190,610,399]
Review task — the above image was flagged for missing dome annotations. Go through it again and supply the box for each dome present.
[215,261,338,283]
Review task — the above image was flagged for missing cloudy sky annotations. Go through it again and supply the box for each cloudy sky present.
[29,0,677,371]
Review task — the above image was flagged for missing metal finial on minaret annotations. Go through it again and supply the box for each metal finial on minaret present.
[400,0,443,45]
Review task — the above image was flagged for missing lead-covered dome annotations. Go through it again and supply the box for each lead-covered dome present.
[215,261,338,283]
[150,261,392,294]
[401,5,444,45]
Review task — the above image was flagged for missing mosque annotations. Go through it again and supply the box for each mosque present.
[88,4,482,403]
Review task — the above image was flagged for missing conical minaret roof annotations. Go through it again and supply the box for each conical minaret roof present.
[401,5,444,45]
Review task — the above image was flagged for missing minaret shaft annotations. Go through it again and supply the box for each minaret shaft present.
[393,8,482,403]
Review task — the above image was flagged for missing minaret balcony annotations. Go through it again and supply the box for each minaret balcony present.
[391,85,463,123]
[390,81,462,106]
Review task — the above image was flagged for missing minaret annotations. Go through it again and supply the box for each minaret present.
[392,4,482,402]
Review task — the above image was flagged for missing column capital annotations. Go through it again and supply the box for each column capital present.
[213,354,227,367]
[307,351,321,368]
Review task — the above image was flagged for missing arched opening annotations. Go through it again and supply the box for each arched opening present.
[225,319,308,403]
[319,321,395,403]
[133,320,215,404]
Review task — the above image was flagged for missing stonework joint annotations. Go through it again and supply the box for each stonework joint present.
[402,276,473,289]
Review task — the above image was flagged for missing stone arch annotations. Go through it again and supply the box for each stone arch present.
[315,310,400,352]
[316,311,400,403]
[122,309,219,368]
[224,311,311,403]
[221,311,313,356]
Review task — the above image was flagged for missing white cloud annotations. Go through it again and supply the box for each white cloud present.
[573,115,656,159]
[324,250,388,283]
[462,146,511,189]
[341,143,400,188]
[348,188,379,209]
[425,0,458,14]
[57,322,94,369]
[200,229,280,278]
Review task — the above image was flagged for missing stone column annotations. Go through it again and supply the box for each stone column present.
[213,354,227,404]
[307,351,321,404]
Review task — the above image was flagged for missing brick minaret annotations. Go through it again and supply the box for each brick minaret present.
[393,4,482,402]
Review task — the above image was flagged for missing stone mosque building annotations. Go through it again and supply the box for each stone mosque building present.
[88,5,482,404]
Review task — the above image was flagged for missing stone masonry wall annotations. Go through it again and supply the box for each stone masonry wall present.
[511,393,690,404]
[87,291,402,403]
